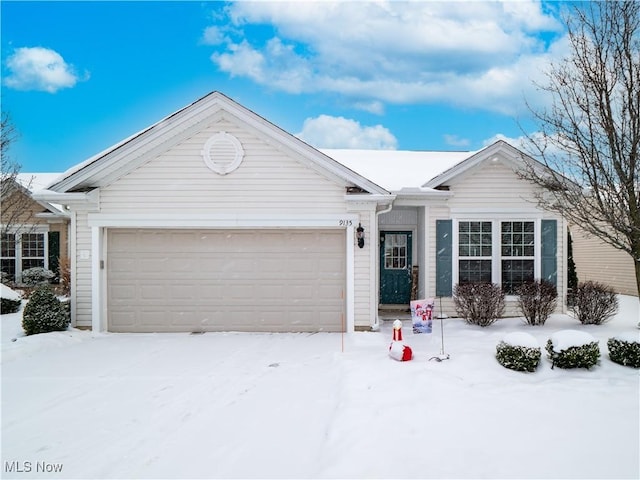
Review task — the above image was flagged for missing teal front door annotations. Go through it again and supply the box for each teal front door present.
[380,231,413,304]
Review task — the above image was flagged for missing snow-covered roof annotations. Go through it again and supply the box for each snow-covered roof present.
[15,173,67,216]
[321,149,473,192]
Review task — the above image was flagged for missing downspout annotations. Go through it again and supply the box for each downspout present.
[371,201,395,331]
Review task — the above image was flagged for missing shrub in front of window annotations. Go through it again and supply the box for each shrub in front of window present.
[22,285,70,335]
[516,280,557,326]
[607,335,640,368]
[454,282,505,327]
[1,297,22,314]
[571,281,618,325]
[545,330,600,369]
[20,267,55,286]
[496,332,541,372]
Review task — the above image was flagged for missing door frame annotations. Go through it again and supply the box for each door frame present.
[379,230,414,305]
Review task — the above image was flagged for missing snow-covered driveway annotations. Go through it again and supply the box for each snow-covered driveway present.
[2,299,639,479]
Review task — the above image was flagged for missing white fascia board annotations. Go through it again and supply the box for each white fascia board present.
[32,189,99,209]
[87,213,361,229]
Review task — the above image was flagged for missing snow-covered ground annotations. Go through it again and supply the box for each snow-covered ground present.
[1,292,638,479]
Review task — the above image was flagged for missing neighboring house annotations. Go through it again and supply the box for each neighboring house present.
[1,174,70,283]
[33,91,567,333]
[570,224,638,296]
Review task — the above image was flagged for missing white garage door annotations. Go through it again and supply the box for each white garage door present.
[107,229,346,333]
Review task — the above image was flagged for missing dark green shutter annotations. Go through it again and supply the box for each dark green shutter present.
[48,231,60,282]
[436,220,453,296]
[541,220,557,285]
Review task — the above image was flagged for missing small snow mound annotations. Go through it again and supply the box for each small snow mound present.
[502,332,539,349]
[612,331,640,344]
[550,330,596,352]
[1,284,22,301]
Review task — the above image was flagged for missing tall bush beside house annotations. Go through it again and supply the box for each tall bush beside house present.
[453,283,505,327]
[517,280,558,326]
[571,281,618,325]
[22,285,70,335]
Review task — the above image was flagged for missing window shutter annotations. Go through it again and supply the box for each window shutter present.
[436,220,453,296]
[541,220,557,286]
[48,231,60,279]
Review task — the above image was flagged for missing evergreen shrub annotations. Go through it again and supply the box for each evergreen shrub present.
[496,333,541,372]
[546,330,600,369]
[571,281,618,325]
[454,282,505,327]
[517,280,557,326]
[22,285,70,335]
[1,297,22,314]
[21,267,55,286]
[607,336,640,368]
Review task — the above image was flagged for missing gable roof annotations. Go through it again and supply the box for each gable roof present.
[47,91,389,196]
[422,140,541,188]
[2,174,67,217]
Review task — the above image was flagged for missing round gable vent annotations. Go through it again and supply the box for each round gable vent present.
[201,131,245,175]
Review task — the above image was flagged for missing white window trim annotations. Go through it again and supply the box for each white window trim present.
[452,217,544,295]
[0,225,50,281]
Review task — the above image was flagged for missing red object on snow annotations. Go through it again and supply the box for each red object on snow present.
[389,320,413,361]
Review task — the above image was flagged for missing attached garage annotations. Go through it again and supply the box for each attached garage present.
[107,228,346,333]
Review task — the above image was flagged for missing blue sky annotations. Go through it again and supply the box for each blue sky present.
[1,1,568,173]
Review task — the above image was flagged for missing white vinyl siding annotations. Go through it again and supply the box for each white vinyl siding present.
[99,118,347,215]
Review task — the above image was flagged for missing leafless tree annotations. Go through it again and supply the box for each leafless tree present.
[522,1,640,296]
[1,112,34,237]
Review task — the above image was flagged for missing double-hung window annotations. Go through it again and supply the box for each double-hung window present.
[501,221,535,294]
[21,233,46,271]
[1,233,17,281]
[0,231,46,282]
[458,221,492,284]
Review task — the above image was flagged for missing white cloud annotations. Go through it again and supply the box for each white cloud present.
[207,1,565,114]
[296,114,398,149]
[201,26,227,46]
[443,134,471,148]
[4,47,84,93]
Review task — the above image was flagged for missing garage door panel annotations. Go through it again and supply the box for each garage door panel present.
[107,229,345,332]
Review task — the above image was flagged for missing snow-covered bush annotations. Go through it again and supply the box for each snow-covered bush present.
[607,334,640,368]
[1,297,21,314]
[571,281,618,325]
[546,330,600,369]
[22,285,70,336]
[20,267,55,286]
[453,282,505,327]
[496,332,541,372]
[516,280,557,326]
[1,283,22,314]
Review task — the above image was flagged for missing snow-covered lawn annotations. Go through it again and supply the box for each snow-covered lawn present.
[1,294,638,479]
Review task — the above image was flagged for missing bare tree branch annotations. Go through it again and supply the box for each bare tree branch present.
[521,0,640,295]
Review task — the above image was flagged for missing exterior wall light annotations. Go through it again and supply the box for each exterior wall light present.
[356,223,365,248]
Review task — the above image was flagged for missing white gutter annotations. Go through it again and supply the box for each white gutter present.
[371,199,395,332]
[32,189,100,210]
